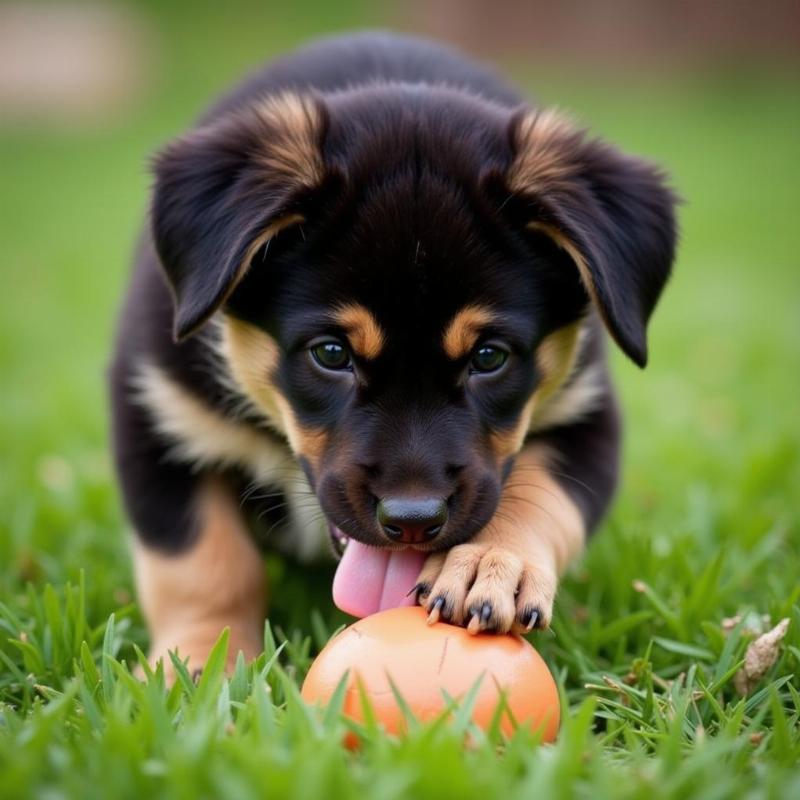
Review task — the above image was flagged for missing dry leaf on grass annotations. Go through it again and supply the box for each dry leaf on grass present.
[733,618,790,695]
[721,612,771,636]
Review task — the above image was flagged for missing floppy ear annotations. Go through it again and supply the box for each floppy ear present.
[506,108,678,367]
[151,92,326,340]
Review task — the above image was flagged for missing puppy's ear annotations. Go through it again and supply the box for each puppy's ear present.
[506,108,678,367]
[151,92,327,340]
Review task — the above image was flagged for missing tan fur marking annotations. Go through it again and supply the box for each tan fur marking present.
[507,108,581,196]
[529,363,605,433]
[253,92,323,188]
[332,303,385,360]
[273,392,329,469]
[490,320,586,462]
[533,320,584,407]
[221,317,285,435]
[221,317,328,467]
[490,444,585,574]
[134,361,289,475]
[134,479,266,675]
[490,396,537,464]
[134,361,329,562]
[442,305,495,360]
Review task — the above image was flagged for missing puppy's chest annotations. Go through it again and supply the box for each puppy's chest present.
[134,360,331,562]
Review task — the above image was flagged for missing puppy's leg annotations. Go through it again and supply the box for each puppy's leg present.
[418,444,580,633]
[418,395,619,634]
[133,479,266,678]
[111,357,265,679]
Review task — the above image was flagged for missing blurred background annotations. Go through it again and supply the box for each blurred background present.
[0,1,798,623]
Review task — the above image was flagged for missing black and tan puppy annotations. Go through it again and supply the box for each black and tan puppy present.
[110,32,677,674]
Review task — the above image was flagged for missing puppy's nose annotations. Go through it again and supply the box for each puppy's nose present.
[377,496,448,545]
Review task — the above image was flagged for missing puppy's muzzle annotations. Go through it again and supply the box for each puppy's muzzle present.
[376,495,448,545]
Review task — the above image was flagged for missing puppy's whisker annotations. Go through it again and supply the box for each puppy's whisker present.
[255,501,294,519]
[239,477,317,506]
[502,486,559,506]
[245,488,317,504]
[508,464,596,496]
[499,494,559,528]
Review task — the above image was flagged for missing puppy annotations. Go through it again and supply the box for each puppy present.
[110,31,677,674]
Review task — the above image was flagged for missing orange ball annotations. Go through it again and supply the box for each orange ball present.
[301,606,559,743]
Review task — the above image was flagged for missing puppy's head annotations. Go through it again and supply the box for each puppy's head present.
[151,86,677,552]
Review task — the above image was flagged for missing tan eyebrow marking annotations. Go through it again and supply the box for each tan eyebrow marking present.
[442,305,496,360]
[331,303,385,360]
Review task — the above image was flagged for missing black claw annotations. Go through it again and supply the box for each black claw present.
[429,594,452,620]
[467,601,496,631]
[519,606,542,631]
[409,581,430,600]
[191,668,203,683]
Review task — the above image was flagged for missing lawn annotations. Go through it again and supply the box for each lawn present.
[1,3,798,798]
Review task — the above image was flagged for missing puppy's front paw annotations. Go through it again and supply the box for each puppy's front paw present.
[415,544,556,635]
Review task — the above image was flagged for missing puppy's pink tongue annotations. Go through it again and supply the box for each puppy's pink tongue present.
[332,538,426,618]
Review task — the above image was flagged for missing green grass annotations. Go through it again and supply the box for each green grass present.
[1,3,798,797]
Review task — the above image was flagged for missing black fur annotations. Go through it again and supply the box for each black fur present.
[537,319,622,532]
[503,115,678,367]
[110,31,676,560]
[151,103,327,340]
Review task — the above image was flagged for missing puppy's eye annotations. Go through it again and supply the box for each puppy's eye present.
[470,344,508,374]
[310,340,352,371]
